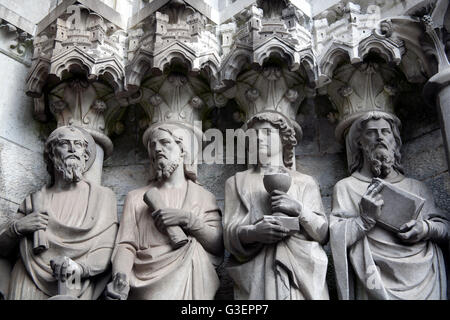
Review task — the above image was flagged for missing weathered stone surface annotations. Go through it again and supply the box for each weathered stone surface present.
[214,250,233,300]
[0,197,19,218]
[296,154,347,199]
[101,164,149,218]
[296,100,320,156]
[317,118,344,155]
[396,88,441,143]
[402,129,448,181]
[424,172,450,214]
[197,163,246,201]
[322,195,332,215]
[0,138,47,205]
[0,0,53,25]
[0,54,48,153]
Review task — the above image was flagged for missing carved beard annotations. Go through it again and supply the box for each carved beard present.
[363,143,395,178]
[53,155,86,183]
[155,157,180,181]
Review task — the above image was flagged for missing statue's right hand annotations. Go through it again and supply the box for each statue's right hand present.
[105,272,129,300]
[15,211,49,235]
[245,216,290,244]
[359,180,384,228]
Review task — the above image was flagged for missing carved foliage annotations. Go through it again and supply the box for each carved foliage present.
[139,70,212,128]
[47,78,118,156]
[0,19,33,59]
[220,63,308,134]
[327,61,400,140]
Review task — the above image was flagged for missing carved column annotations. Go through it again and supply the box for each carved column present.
[126,0,221,170]
[422,1,450,172]
[25,4,127,184]
[326,61,400,170]
[215,0,317,168]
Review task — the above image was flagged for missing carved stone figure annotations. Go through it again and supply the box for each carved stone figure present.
[106,123,223,300]
[223,112,329,300]
[0,126,118,300]
[330,111,448,300]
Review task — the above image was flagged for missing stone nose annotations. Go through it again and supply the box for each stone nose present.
[67,141,76,152]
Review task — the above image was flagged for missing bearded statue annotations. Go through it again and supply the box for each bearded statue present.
[330,111,448,300]
[106,123,223,300]
[0,126,118,300]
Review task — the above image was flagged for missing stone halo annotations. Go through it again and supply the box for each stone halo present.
[69,126,97,172]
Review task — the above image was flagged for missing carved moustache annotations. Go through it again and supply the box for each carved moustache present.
[54,154,86,183]
[65,154,81,160]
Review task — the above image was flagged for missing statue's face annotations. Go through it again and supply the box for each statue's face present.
[52,129,88,182]
[53,131,87,162]
[360,118,395,152]
[148,129,183,181]
[252,121,283,166]
[360,118,397,177]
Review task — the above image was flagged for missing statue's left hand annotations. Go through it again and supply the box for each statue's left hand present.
[397,220,427,244]
[152,208,190,232]
[270,190,302,217]
[50,256,83,282]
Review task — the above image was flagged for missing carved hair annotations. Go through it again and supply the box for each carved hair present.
[44,126,90,185]
[147,126,197,182]
[348,111,404,174]
[247,112,297,168]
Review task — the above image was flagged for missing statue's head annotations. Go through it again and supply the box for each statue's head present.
[44,126,93,184]
[247,112,297,169]
[348,111,404,178]
[145,124,197,182]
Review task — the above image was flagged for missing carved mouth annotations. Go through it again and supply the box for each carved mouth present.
[65,155,80,160]
[156,154,168,160]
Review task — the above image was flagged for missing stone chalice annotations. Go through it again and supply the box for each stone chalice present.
[263,170,300,233]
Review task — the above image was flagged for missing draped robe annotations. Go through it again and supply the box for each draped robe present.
[223,168,329,300]
[0,180,118,300]
[112,180,222,300]
[330,172,448,300]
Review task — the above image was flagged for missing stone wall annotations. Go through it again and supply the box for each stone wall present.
[0,51,51,220]
[0,0,449,301]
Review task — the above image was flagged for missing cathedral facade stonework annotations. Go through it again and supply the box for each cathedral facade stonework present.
[0,0,448,300]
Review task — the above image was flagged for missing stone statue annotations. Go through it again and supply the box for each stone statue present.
[106,123,223,300]
[330,111,449,300]
[0,126,118,300]
[223,112,330,300]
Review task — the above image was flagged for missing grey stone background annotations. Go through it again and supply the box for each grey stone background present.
[0,0,448,301]
[0,46,448,298]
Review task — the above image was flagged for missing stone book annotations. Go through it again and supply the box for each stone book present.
[265,214,300,235]
[375,179,425,233]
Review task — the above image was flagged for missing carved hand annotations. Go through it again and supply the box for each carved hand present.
[270,190,302,217]
[105,272,130,300]
[50,256,83,282]
[240,216,290,245]
[397,220,427,244]
[15,210,49,235]
[152,208,190,232]
[359,180,384,228]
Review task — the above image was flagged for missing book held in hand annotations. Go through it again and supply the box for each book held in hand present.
[264,213,300,235]
[374,178,425,233]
